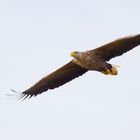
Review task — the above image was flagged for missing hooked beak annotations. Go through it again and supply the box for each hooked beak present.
[70,52,75,57]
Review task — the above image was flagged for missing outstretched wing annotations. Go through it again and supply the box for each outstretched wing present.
[21,61,87,99]
[93,34,140,61]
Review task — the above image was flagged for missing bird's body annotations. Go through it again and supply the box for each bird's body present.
[14,34,140,99]
[72,51,117,74]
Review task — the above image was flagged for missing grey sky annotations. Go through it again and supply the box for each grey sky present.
[0,0,140,140]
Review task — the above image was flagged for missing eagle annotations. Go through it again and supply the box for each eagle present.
[13,34,140,99]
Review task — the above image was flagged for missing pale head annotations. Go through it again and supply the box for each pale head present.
[70,51,80,58]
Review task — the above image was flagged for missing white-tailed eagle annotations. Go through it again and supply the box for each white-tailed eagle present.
[13,34,140,99]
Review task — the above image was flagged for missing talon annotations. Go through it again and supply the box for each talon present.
[101,65,118,75]
[101,69,111,75]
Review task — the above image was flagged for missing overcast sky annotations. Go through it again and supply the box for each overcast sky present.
[0,0,140,140]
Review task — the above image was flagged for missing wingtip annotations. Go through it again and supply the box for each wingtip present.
[10,89,32,100]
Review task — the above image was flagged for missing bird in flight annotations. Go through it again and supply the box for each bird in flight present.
[13,34,140,99]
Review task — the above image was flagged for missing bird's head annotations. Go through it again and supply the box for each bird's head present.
[70,51,80,58]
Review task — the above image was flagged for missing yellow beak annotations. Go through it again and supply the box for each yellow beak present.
[70,52,75,57]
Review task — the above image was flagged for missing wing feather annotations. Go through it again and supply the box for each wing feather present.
[94,34,140,61]
[22,61,87,98]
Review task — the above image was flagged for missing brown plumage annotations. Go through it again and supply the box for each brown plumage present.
[21,61,87,98]
[14,34,140,99]
[94,35,140,61]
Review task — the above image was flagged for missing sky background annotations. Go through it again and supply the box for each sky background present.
[0,0,140,140]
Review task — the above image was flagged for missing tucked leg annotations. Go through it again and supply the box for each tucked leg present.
[101,63,118,75]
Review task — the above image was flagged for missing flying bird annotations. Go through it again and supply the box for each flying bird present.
[15,34,140,99]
